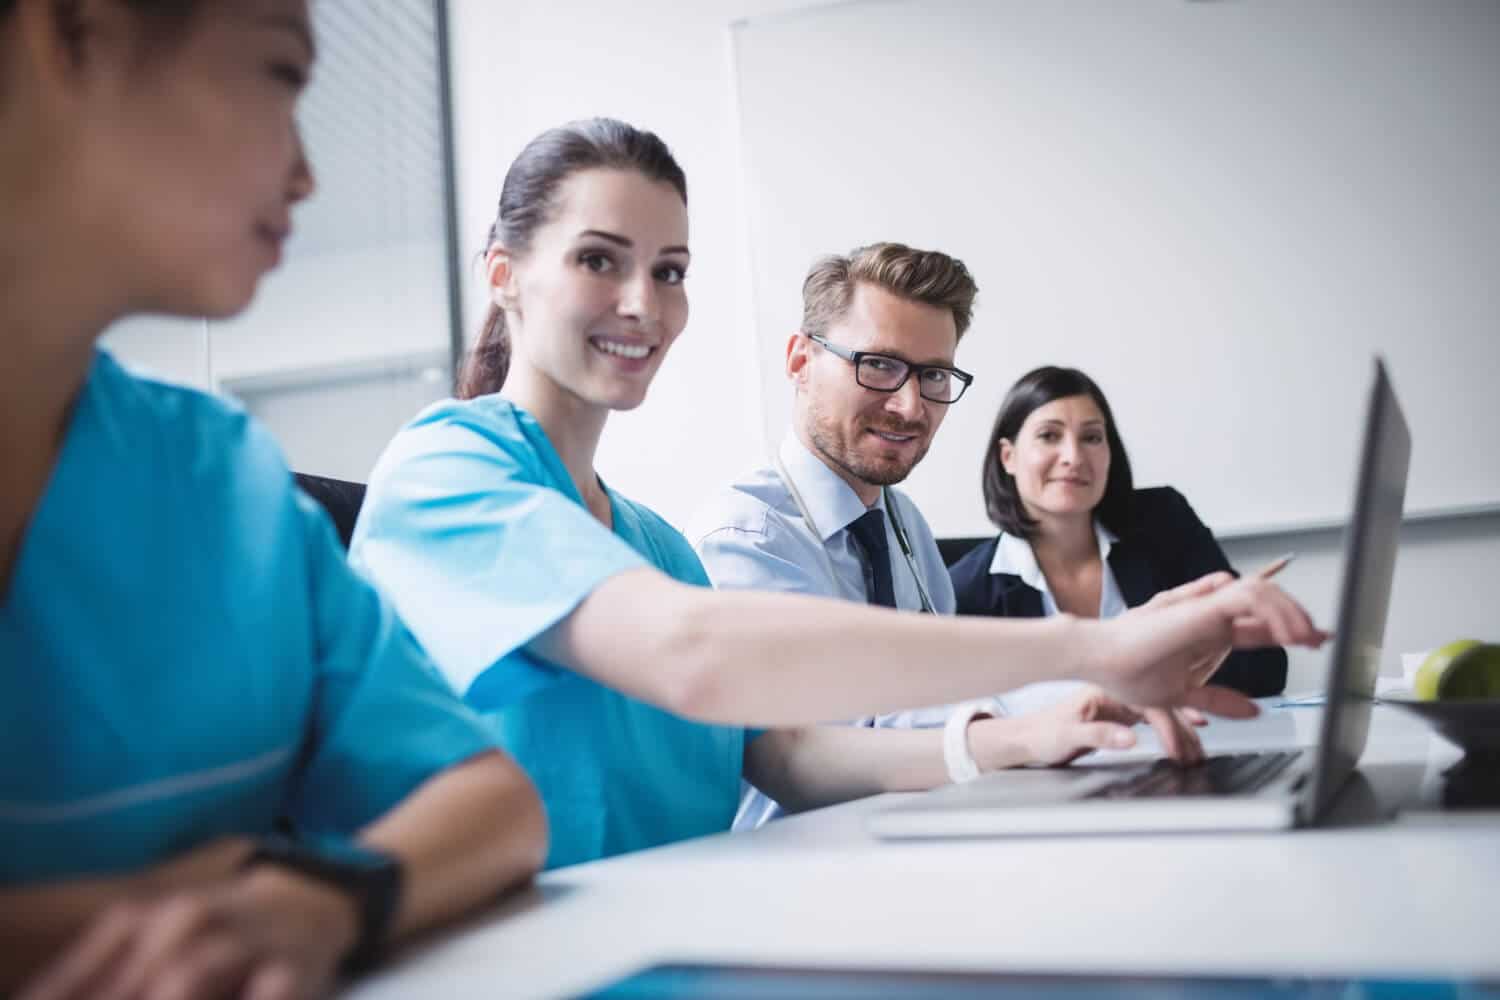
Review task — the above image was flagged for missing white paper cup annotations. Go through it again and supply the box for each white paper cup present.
[1400,651,1431,689]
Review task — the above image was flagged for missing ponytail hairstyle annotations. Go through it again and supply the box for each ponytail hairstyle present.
[456,118,688,399]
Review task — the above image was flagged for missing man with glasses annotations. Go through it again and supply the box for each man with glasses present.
[691,242,982,827]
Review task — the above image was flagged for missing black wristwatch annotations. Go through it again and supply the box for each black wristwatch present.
[243,833,403,974]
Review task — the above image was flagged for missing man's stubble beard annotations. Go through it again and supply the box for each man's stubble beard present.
[804,399,931,489]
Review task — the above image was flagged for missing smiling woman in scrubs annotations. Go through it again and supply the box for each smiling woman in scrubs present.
[350,119,1326,870]
[0,2,545,996]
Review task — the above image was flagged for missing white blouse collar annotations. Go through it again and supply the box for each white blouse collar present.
[988,519,1118,594]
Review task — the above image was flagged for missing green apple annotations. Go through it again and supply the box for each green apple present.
[1414,640,1481,700]
[1414,640,1500,700]
[1436,643,1500,700]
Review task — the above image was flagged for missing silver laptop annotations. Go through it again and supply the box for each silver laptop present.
[870,358,1410,839]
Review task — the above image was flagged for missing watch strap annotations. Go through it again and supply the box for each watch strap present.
[244,833,402,974]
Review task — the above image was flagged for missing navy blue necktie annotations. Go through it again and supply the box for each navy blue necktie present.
[847,508,897,609]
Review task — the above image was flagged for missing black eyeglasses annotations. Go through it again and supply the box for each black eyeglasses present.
[807,334,974,404]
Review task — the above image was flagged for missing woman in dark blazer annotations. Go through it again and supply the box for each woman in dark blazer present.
[949,366,1287,698]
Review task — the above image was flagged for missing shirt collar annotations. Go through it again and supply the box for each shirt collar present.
[988,519,1118,591]
[777,433,882,542]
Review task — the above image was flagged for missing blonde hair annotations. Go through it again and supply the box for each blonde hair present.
[800,242,977,341]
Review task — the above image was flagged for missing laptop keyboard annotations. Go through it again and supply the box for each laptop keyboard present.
[1086,751,1303,800]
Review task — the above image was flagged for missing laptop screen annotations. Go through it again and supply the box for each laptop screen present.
[1304,358,1411,822]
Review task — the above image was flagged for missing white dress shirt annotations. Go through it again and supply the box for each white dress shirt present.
[692,434,956,617]
[690,433,960,828]
[986,520,1128,717]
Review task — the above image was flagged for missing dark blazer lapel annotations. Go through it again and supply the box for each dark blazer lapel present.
[1107,541,1158,610]
[994,573,1045,618]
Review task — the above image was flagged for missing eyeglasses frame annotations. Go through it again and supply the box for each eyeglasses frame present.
[805,333,974,404]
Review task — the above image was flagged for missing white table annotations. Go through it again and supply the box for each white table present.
[346,707,1500,998]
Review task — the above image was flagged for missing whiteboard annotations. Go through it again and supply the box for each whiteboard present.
[731,0,1500,537]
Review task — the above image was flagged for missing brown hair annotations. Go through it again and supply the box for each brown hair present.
[800,242,978,342]
[456,118,688,400]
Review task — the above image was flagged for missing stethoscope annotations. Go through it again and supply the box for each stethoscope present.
[774,454,937,614]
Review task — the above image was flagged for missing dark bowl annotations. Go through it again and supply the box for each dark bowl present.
[1383,696,1500,758]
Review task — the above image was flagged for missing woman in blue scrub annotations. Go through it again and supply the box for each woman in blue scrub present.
[0,2,544,996]
[351,119,1326,870]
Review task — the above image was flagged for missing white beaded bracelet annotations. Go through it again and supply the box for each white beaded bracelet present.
[942,699,1001,784]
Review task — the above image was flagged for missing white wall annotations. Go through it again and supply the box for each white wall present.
[103,241,447,391]
[731,0,1500,538]
[210,241,448,383]
[449,0,817,531]
[238,363,451,483]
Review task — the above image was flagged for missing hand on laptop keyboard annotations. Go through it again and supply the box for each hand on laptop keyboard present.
[995,688,1208,766]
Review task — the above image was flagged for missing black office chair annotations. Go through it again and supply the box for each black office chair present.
[293,473,367,551]
[935,536,988,568]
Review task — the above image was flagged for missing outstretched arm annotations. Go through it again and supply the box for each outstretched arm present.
[536,568,1322,727]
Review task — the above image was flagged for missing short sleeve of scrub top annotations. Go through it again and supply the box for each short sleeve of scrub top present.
[286,486,498,837]
[0,352,495,883]
[351,397,748,869]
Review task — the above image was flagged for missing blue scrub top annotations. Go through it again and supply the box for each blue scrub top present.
[0,352,495,884]
[351,396,747,869]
